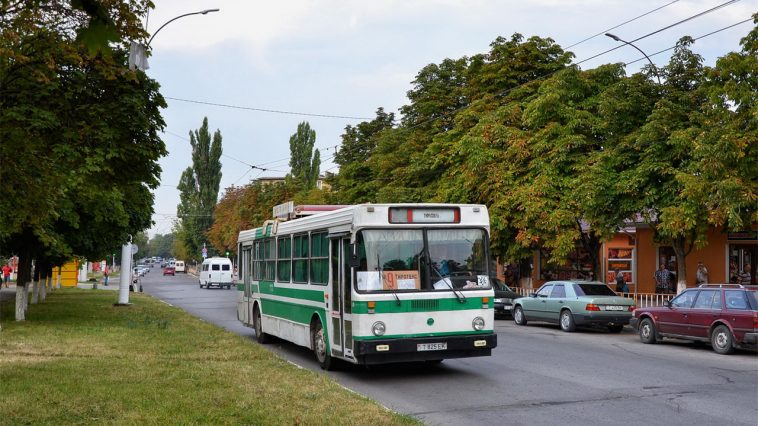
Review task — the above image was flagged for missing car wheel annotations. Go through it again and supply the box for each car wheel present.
[607,325,624,333]
[513,305,527,326]
[639,318,657,344]
[311,319,333,370]
[254,305,270,344]
[559,310,576,332]
[711,325,734,355]
[199,282,203,288]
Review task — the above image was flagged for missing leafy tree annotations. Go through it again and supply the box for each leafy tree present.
[288,121,320,190]
[0,1,165,319]
[329,108,395,203]
[207,182,296,256]
[176,117,223,258]
[147,233,175,258]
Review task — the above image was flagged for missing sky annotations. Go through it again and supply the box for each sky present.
[144,0,757,238]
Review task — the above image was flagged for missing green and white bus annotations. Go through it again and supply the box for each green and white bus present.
[236,203,497,369]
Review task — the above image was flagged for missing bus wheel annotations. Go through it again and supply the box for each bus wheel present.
[254,305,270,344]
[311,319,333,370]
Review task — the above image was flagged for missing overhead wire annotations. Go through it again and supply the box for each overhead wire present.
[564,0,680,49]
[164,96,373,120]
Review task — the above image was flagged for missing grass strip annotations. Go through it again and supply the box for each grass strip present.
[0,289,418,425]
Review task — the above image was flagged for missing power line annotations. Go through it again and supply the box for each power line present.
[565,0,680,49]
[575,0,741,66]
[625,17,754,66]
[403,8,748,133]
[164,96,373,120]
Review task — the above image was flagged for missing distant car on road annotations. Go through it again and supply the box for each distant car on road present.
[163,266,176,276]
[631,284,758,354]
[513,281,635,332]
[174,260,186,273]
[492,278,519,317]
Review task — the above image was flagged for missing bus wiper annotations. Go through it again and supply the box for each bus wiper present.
[432,263,466,304]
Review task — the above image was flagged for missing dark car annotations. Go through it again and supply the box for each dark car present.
[631,284,758,354]
[492,278,519,317]
[163,266,176,276]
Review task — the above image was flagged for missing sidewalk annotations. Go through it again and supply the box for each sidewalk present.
[0,281,121,304]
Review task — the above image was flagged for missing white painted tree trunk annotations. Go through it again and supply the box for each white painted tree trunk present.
[56,272,61,289]
[32,276,39,304]
[15,285,25,321]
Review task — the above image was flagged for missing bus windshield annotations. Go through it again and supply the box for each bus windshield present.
[355,228,490,292]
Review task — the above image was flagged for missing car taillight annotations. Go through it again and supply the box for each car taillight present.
[586,304,600,311]
[753,316,758,330]
[629,305,636,312]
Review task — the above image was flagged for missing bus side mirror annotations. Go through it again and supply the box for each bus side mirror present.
[348,244,361,268]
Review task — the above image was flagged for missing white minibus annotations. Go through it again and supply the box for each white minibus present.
[199,257,234,289]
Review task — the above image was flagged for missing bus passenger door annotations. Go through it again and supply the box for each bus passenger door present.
[329,238,343,358]
[328,237,354,360]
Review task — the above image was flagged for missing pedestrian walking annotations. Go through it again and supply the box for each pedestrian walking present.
[654,263,669,294]
[695,261,709,285]
[2,264,10,288]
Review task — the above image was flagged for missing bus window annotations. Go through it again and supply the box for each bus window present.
[355,228,489,292]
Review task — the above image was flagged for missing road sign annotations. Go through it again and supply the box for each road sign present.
[131,244,138,255]
[202,247,208,254]
[202,252,207,258]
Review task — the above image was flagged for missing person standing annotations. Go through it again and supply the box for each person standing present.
[103,266,110,286]
[2,263,11,288]
[615,269,628,294]
[654,263,670,294]
[695,261,709,285]
[737,264,752,286]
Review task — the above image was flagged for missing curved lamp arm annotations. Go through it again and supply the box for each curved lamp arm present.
[147,8,220,47]
[605,33,661,85]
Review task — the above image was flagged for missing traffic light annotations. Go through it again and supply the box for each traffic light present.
[225,250,230,257]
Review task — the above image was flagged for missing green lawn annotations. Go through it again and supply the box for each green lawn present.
[0,290,418,425]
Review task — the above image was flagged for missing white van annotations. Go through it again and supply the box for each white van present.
[174,260,185,273]
[199,257,234,289]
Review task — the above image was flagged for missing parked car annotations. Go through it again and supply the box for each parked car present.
[513,281,635,332]
[492,278,519,317]
[163,266,176,276]
[631,284,758,354]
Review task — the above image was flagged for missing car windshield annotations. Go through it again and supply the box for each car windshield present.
[573,283,617,296]
[491,278,511,292]
[355,228,490,292]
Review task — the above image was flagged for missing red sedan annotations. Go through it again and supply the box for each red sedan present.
[163,266,175,276]
[631,284,758,354]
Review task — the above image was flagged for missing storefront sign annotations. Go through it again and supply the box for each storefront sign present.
[727,231,758,241]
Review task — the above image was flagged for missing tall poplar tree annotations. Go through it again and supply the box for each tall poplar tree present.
[288,121,320,190]
[176,117,223,258]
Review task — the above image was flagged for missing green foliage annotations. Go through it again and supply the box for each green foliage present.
[288,121,321,190]
[176,117,223,258]
[0,1,165,278]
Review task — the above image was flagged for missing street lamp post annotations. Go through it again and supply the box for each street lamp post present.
[147,8,220,47]
[605,33,661,85]
[130,8,220,71]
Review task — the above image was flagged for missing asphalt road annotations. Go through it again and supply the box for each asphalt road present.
[140,268,758,426]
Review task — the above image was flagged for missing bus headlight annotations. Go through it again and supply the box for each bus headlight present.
[372,321,386,336]
[472,316,485,331]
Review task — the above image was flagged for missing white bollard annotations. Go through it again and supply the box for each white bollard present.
[117,243,132,305]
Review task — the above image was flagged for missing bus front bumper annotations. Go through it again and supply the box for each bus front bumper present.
[354,333,497,365]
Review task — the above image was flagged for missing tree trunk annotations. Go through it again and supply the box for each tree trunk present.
[56,268,62,289]
[31,261,40,304]
[672,240,688,294]
[16,252,33,320]
[39,267,48,302]
[15,283,25,321]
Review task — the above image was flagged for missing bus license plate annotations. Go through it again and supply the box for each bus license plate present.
[417,342,447,351]
[605,305,624,311]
